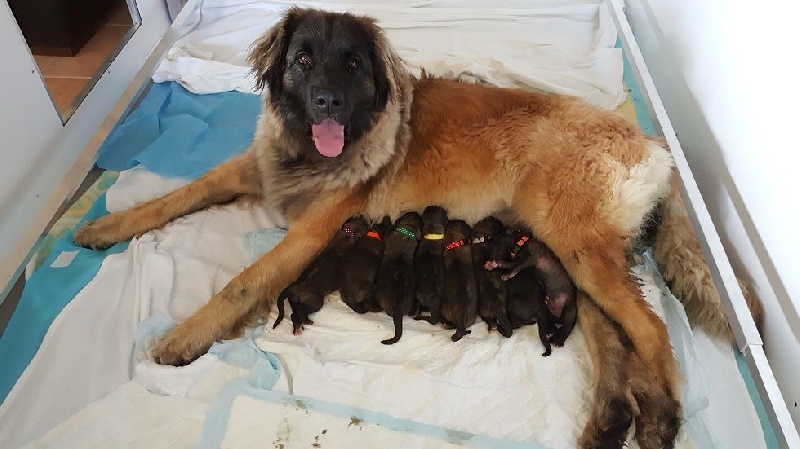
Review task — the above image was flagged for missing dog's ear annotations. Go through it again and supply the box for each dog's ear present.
[356,16,404,112]
[248,8,304,99]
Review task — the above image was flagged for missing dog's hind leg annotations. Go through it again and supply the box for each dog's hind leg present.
[272,287,291,329]
[576,293,635,449]
[74,150,262,250]
[151,186,367,366]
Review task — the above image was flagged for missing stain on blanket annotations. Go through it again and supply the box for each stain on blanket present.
[349,416,363,430]
[272,416,290,449]
[446,428,471,446]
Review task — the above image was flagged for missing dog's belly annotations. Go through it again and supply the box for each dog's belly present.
[364,166,510,224]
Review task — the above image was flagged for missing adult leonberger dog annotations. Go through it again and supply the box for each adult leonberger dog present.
[74,7,758,448]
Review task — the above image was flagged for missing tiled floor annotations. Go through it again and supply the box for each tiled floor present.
[33,2,134,117]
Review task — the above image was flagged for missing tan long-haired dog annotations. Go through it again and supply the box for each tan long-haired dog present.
[73,7,759,448]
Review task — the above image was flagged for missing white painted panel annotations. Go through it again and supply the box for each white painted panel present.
[0,0,172,295]
[624,0,800,428]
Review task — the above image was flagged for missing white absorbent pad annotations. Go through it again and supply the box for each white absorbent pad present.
[3,166,768,448]
[153,0,625,109]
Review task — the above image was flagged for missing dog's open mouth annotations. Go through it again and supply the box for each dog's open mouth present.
[309,119,348,157]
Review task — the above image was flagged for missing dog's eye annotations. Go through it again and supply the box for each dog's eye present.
[347,57,360,71]
[297,53,313,67]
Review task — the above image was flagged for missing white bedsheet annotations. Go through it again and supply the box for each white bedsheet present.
[153,0,625,109]
[0,167,761,449]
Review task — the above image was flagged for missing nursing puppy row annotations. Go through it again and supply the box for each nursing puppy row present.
[274,209,577,355]
[72,7,762,447]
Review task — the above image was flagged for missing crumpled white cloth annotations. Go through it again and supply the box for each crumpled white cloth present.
[153,0,625,109]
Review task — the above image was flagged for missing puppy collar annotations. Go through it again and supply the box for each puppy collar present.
[424,233,444,240]
[509,234,530,259]
[445,239,468,251]
[342,227,359,240]
[366,230,382,242]
[395,226,417,240]
[471,235,491,244]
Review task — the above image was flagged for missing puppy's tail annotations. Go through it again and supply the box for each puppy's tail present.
[653,169,764,340]
[382,313,403,345]
[272,287,290,329]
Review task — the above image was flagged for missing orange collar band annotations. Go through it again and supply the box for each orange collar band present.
[366,230,382,242]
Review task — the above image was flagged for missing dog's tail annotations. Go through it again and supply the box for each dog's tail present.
[653,169,764,340]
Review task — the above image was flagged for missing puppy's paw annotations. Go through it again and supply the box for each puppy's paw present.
[73,216,125,250]
[151,326,212,366]
[549,331,568,347]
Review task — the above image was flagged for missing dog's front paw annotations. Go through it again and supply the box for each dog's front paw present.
[73,217,124,250]
[151,326,213,366]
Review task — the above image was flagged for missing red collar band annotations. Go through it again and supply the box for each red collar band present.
[445,239,468,251]
[366,230,382,242]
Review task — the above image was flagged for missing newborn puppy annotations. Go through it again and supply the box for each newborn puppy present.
[413,206,449,324]
[339,216,393,314]
[441,219,478,342]
[471,216,510,337]
[487,227,578,347]
[375,212,422,345]
[274,215,369,334]
[485,229,553,356]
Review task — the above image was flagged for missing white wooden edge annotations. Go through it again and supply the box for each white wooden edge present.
[606,0,799,446]
[0,0,201,303]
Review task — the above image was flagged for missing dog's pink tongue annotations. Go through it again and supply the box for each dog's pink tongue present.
[311,120,345,157]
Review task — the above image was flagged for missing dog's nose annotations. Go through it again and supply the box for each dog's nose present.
[314,89,343,114]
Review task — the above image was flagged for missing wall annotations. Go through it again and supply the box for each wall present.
[0,0,171,297]
[622,0,800,427]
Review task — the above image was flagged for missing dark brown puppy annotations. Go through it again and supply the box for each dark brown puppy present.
[413,206,448,325]
[441,219,478,342]
[485,229,553,356]
[375,212,422,345]
[274,215,369,334]
[339,216,393,313]
[471,216,510,337]
[487,227,578,347]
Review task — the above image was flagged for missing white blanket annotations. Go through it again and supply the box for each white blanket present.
[1,166,765,449]
[153,0,625,109]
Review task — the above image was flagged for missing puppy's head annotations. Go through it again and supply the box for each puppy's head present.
[487,229,520,265]
[249,8,401,158]
[342,215,370,238]
[444,219,471,244]
[471,216,504,242]
[394,212,422,241]
[421,206,448,236]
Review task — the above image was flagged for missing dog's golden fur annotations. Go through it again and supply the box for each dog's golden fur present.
[72,7,759,448]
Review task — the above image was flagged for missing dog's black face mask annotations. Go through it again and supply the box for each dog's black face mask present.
[253,9,391,159]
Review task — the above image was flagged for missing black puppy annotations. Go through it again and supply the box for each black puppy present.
[339,216,393,314]
[274,215,369,334]
[441,219,478,342]
[471,216,511,337]
[485,229,552,356]
[486,227,577,347]
[375,212,422,345]
[413,206,448,325]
